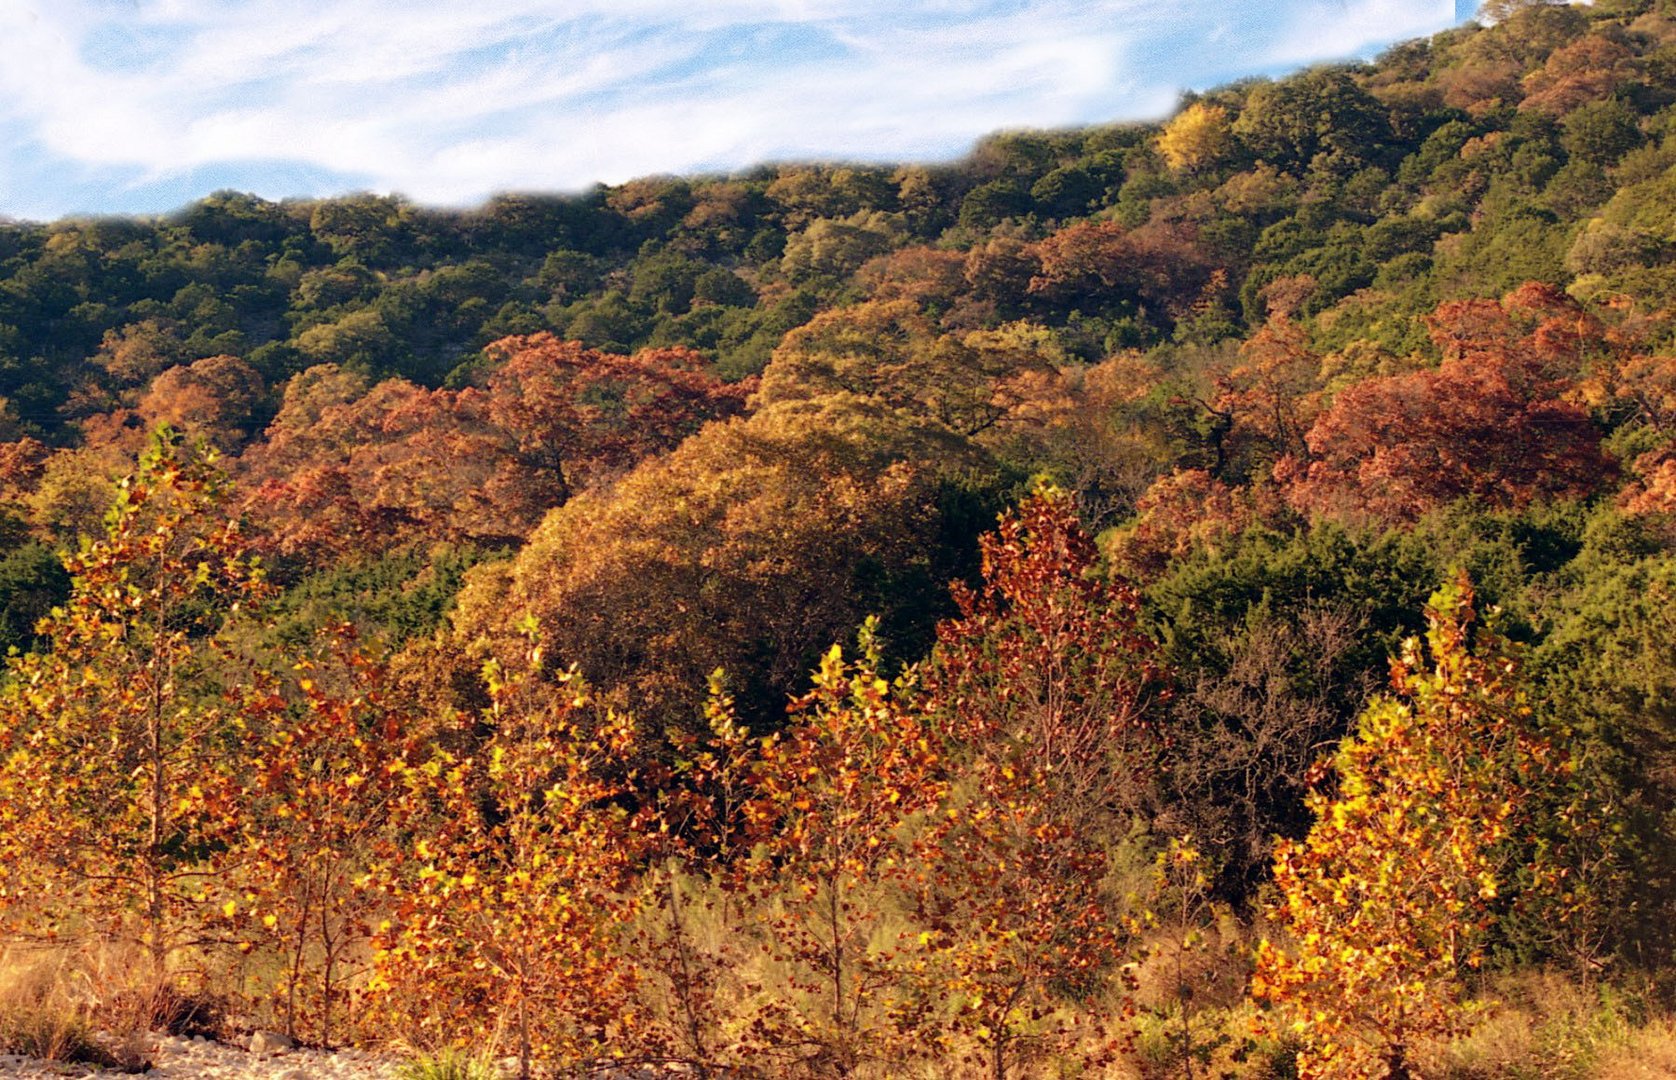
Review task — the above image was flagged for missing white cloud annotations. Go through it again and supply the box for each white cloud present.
[0,0,1461,216]
[1262,0,1456,67]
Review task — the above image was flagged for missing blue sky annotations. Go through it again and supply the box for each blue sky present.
[1,0,1464,222]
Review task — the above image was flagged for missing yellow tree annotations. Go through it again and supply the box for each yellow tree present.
[371,632,649,1079]
[1157,103,1234,174]
[231,628,424,1045]
[1252,576,1558,1078]
[0,429,269,980]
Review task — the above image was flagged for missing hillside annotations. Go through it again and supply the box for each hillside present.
[1,1,1675,1076]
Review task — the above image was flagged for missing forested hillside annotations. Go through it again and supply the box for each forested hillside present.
[3,0,1676,1076]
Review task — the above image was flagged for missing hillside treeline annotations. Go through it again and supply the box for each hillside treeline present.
[1,0,1676,1076]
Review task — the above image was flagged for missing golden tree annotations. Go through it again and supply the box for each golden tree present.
[749,620,945,1076]
[371,632,649,1079]
[0,429,268,979]
[1158,103,1234,174]
[232,628,423,1045]
[1253,576,1557,1078]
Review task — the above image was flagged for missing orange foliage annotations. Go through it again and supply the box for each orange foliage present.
[241,337,748,561]
[372,642,649,1077]
[1105,469,1255,578]
[915,488,1166,1076]
[137,355,266,453]
[1280,285,1613,524]
[1519,33,1636,114]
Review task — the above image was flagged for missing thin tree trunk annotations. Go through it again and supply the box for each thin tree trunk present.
[663,864,711,1078]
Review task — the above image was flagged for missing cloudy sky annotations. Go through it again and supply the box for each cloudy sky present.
[0,0,1467,221]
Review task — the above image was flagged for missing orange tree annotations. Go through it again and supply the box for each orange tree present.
[913,486,1168,1079]
[748,619,945,1077]
[0,428,269,979]
[230,627,424,1045]
[370,629,649,1079]
[1252,576,1561,1079]
[631,672,766,1075]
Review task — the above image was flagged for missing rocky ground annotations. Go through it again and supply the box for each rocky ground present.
[0,1034,401,1079]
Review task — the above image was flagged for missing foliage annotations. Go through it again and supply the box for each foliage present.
[372,637,648,1078]
[233,627,423,1044]
[747,619,944,1076]
[1253,576,1563,1078]
[1279,286,1613,524]
[3,4,1676,1069]
[0,430,268,975]
[915,487,1166,1077]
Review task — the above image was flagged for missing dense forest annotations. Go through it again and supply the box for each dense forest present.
[3,0,1676,1075]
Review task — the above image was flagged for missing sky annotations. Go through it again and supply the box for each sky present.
[0,0,1468,222]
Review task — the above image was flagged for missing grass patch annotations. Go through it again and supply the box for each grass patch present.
[395,1047,498,1080]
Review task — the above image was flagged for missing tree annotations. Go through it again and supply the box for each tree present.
[755,300,1059,439]
[914,488,1168,1078]
[451,393,985,729]
[1028,220,1217,319]
[1253,576,1560,1078]
[1232,70,1390,171]
[241,338,748,563]
[0,430,269,978]
[1103,469,1255,579]
[234,628,422,1045]
[1158,103,1235,174]
[372,637,648,1078]
[480,333,752,497]
[1212,287,1324,476]
[1280,288,1612,524]
[1519,33,1637,115]
[137,354,266,453]
[748,620,944,1076]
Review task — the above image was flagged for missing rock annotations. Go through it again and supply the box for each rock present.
[249,1031,297,1055]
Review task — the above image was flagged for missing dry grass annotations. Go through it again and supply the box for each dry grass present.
[1591,1017,1676,1079]
[0,948,121,1067]
[0,943,231,1071]
[1419,972,1656,1080]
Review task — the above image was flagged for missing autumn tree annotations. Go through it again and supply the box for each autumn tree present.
[1280,287,1612,524]
[1213,278,1325,476]
[1158,103,1236,174]
[904,489,1168,1077]
[233,628,423,1045]
[450,393,985,729]
[0,429,269,978]
[754,300,1059,439]
[241,340,747,562]
[749,620,944,1076]
[1028,219,1218,321]
[1102,468,1256,579]
[1253,576,1560,1078]
[480,332,753,497]
[136,355,267,454]
[372,636,648,1078]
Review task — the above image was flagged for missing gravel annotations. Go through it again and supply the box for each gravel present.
[0,1035,402,1079]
